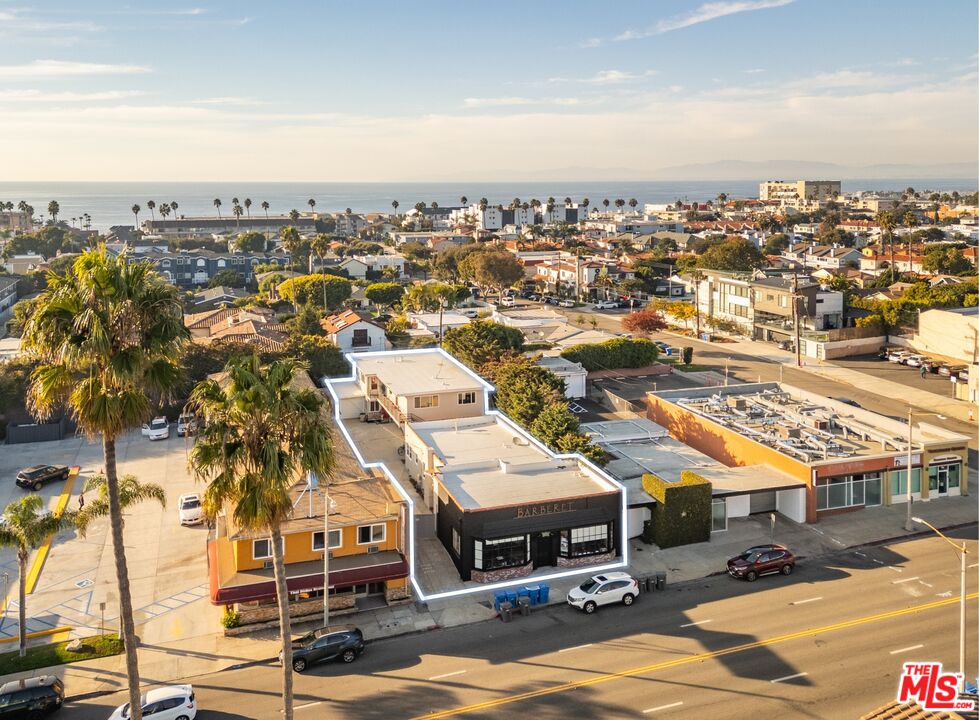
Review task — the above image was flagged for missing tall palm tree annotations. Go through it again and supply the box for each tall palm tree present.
[213,198,222,219]
[459,195,468,206]
[159,203,171,221]
[233,203,243,229]
[628,198,638,212]
[23,247,187,720]
[479,197,488,210]
[289,209,300,222]
[244,198,252,220]
[876,210,896,282]
[131,204,140,226]
[307,198,316,215]
[903,210,918,272]
[602,198,610,211]
[170,201,179,219]
[564,196,572,207]
[74,475,166,538]
[232,197,239,208]
[187,356,335,720]
[0,495,76,657]
[47,201,60,223]
[614,198,626,211]
[391,200,399,216]
[262,201,270,220]
[146,200,156,221]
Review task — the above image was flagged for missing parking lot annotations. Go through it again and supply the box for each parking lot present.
[833,352,967,399]
[0,426,217,647]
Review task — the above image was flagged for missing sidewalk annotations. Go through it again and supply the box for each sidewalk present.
[17,483,973,702]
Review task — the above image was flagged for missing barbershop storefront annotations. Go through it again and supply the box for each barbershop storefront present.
[436,492,622,583]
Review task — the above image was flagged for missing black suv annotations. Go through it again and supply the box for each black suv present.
[0,676,64,717]
[282,625,365,672]
[16,466,70,492]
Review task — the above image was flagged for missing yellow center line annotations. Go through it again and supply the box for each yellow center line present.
[413,592,979,719]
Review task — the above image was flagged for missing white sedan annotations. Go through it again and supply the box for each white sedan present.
[567,572,640,614]
[178,493,204,526]
[141,416,170,441]
[593,300,620,310]
[109,684,197,719]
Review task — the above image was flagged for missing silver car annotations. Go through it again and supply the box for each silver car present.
[567,572,640,614]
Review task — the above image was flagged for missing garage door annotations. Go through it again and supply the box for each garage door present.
[749,491,777,514]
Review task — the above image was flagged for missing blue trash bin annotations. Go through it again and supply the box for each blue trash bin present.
[493,590,507,612]
[505,590,518,606]
[539,583,550,604]
[524,585,541,606]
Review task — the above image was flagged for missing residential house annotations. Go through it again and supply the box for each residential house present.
[406,311,472,340]
[321,309,388,353]
[535,355,587,398]
[0,276,18,324]
[184,306,288,353]
[340,254,406,280]
[191,285,249,309]
[684,270,754,335]
[4,253,46,275]
[333,212,369,237]
[0,211,31,232]
[783,243,862,271]
[122,248,290,288]
[143,215,316,238]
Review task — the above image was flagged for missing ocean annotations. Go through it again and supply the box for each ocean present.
[0,180,973,232]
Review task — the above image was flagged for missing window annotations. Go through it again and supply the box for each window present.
[413,395,439,409]
[564,524,610,557]
[357,524,385,544]
[451,528,461,556]
[929,463,960,491]
[711,499,727,532]
[457,392,476,405]
[890,468,922,497]
[475,535,529,570]
[352,328,370,347]
[312,529,342,551]
[816,474,875,511]
[253,538,272,560]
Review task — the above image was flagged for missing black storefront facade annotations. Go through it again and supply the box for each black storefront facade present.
[436,490,622,583]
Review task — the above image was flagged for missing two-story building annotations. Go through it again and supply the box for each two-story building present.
[184,306,288,353]
[0,276,18,325]
[321,309,388,353]
[119,248,291,287]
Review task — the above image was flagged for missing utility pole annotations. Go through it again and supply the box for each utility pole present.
[905,408,914,532]
[693,272,702,338]
[792,270,802,367]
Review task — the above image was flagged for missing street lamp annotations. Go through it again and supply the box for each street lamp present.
[904,410,945,532]
[911,516,967,691]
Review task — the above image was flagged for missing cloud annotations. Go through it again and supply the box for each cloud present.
[743,68,766,74]
[588,0,793,45]
[0,89,147,102]
[0,9,102,36]
[543,69,657,85]
[0,60,152,79]
[463,97,582,108]
[191,96,266,106]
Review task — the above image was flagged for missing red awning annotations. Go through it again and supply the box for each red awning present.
[208,543,408,605]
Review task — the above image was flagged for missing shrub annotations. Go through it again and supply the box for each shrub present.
[560,337,658,371]
[643,470,711,549]
[221,606,241,629]
[681,346,693,365]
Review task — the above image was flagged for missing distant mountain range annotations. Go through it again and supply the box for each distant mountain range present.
[649,159,978,181]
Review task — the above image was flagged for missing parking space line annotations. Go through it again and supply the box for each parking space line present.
[790,597,822,605]
[892,577,919,584]
[969,563,978,569]
[429,670,467,681]
[680,620,712,628]
[643,701,684,713]
[23,467,80,596]
[888,566,903,573]
[558,643,594,653]
[889,644,924,655]
[771,672,808,683]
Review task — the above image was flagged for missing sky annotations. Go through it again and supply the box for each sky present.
[1,0,977,181]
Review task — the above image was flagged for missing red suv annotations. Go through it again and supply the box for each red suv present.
[727,544,796,581]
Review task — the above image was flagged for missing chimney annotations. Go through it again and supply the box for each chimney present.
[499,459,511,474]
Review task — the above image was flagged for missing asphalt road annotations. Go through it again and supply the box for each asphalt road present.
[64,530,978,719]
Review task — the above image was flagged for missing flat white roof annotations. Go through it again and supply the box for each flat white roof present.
[353,351,486,397]
[411,415,617,510]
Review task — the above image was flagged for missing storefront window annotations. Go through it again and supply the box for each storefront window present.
[929,463,961,491]
[890,468,922,497]
[474,536,528,570]
[567,524,610,557]
[864,473,882,506]
[816,474,877,511]
[711,500,727,532]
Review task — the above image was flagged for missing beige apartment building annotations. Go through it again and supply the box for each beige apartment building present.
[759,180,841,204]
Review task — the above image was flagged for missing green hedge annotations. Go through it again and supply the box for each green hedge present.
[560,337,659,372]
[643,470,712,549]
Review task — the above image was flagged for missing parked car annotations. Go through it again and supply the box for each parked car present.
[567,572,640,614]
[282,625,365,672]
[887,350,911,364]
[0,676,64,717]
[727,544,796,581]
[141,416,170,441]
[499,296,515,308]
[654,341,674,357]
[558,299,575,308]
[938,364,966,378]
[593,300,620,310]
[876,346,892,360]
[178,493,204,526]
[109,685,196,720]
[527,293,540,301]
[458,308,480,318]
[176,413,196,437]
[15,465,70,491]
[903,355,927,368]
[519,290,535,299]
[959,368,971,381]
[541,296,556,304]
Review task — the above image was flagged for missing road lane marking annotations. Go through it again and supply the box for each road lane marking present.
[680,620,712,628]
[296,702,323,711]
[892,577,919,584]
[411,591,979,719]
[790,597,822,605]
[558,644,593,653]
[889,644,924,655]
[888,566,903,573]
[643,701,684,713]
[771,672,808,683]
[429,670,467,680]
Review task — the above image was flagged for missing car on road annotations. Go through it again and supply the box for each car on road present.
[499,296,515,307]
[141,416,170,441]
[653,341,674,357]
[0,675,64,717]
[282,625,365,672]
[593,300,620,310]
[109,684,196,720]
[176,413,196,437]
[567,572,639,614]
[178,493,204,526]
[727,544,796,581]
[15,465,70,492]
[558,299,575,308]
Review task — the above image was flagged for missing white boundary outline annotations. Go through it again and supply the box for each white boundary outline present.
[324,347,629,602]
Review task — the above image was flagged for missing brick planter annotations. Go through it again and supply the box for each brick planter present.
[556,550,616,569]
[470,562,534,584]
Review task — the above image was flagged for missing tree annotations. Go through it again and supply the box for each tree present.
[289,209,300,222]
[208,269,245,288]
[0,495,75,657]
[628,198,638,211]
[622,309,668,336]
[431,243,488,282]
[561,337,659,371]
[697,238,765,272]
[458,251,523,297]
[441,320,524,371]
[491,357,564,426]
[235,231,269,253]
[146,200,156,221]
[763,232,791,255]
[187,355,335,720]
[402,282,468,312]
[681,346,693,365]
[876,210,895,277]
[232,202,243,228]
[47,201,60,223]
[391,200,399,215]
[365,282,404,310]
[530,402,581,448]
[170,200,179,218]
[244,198,252,220]
[279,226,309,270]
[922,246,971,275]
[23,246,186,720]
[286,304,325,337]
[262,201,270,219]
[282,334,350,378]
[213,198,222,219]
[131,204,140,226]
[74,474,166,538]
[278,274,352,310]
[308,198,316,214]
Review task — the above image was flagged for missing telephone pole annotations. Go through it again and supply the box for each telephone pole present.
[792,270,802,367]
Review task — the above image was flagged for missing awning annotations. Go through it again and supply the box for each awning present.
[208,543,408,605]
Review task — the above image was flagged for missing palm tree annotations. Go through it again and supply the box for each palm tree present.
[47,201,60,223]
[159,203,171,221]
[262,201,270,220]
[170,201,179,219]
[244,198,252,220]
[307,198,316,215]
[74,475,166,538]
[131,204,140,226]
[876,210,896,282]
[233,203,243,229]
[187,355,335,720]
[147,200,156,221]
[564,196,572,207]
[232,197,240,208]
[581,198,590,209]
[628,198,638,212]
[289,209,300,222]
[602,198,610,211]
[479,197,488,210]
[460,195,468,206]
[391,200,399,216]
[0,496,76,657]
[903,210,918,271]
[213,198,222,219]
[23,247,187,720]
[614,198,626,211]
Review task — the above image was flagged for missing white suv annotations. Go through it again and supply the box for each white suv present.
[141,416,170,441]
[567,572,640,614]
